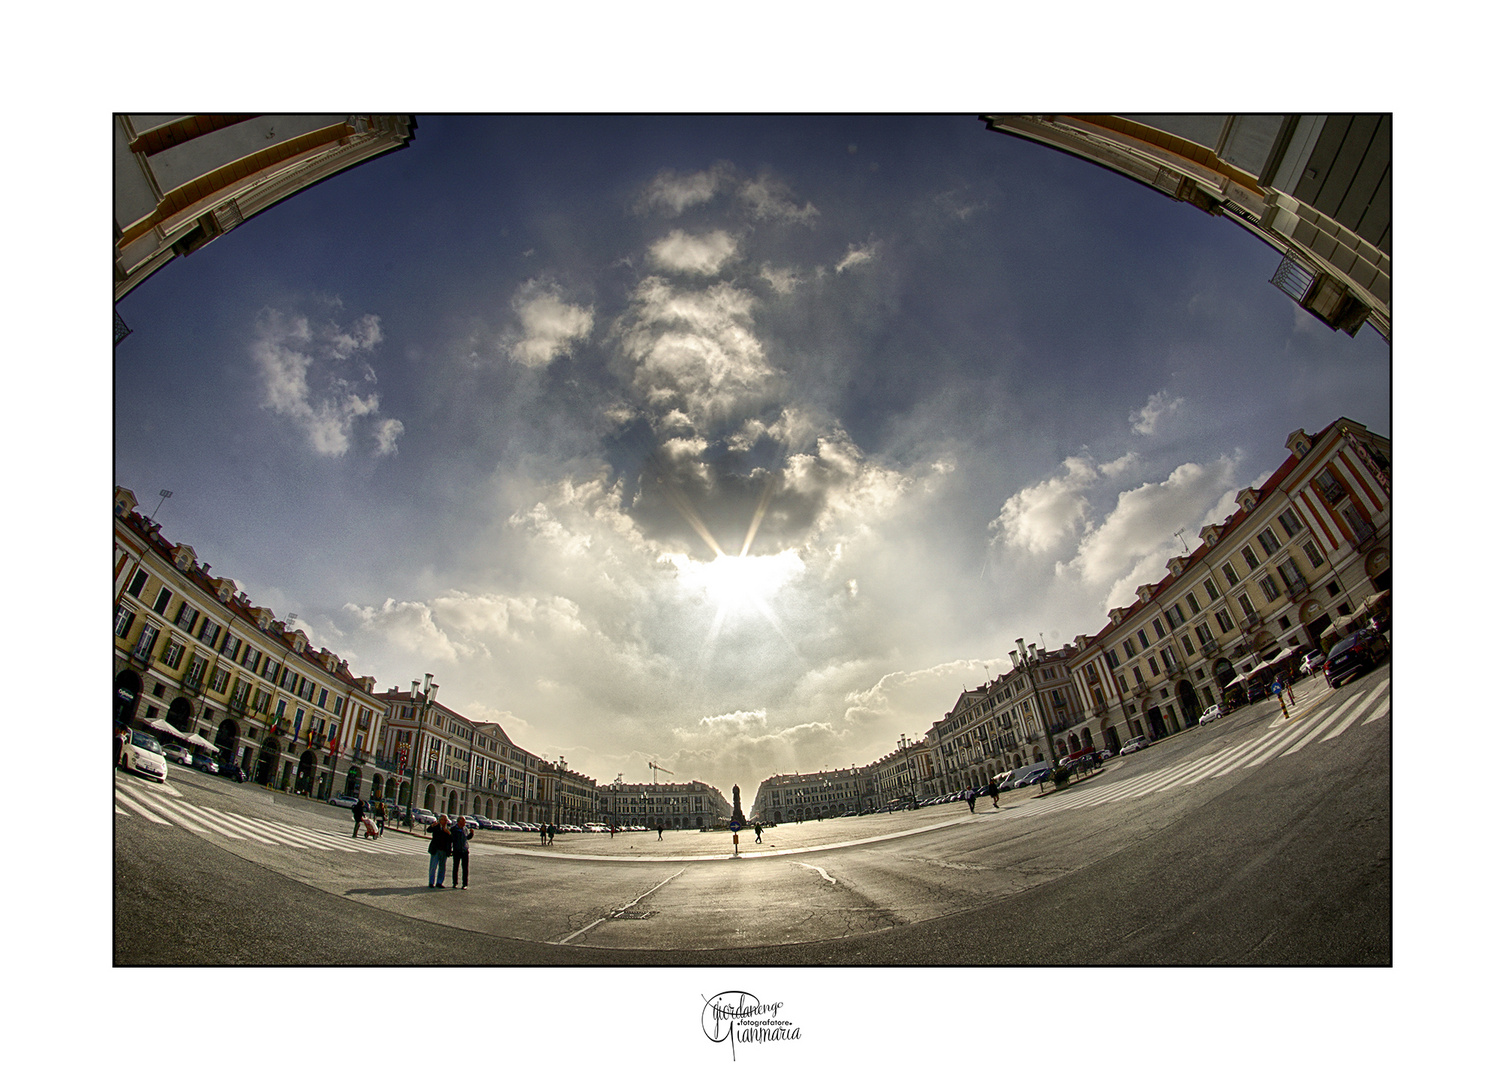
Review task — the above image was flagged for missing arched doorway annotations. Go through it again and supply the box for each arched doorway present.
[214,718,240,765]
[423,784,437,811]
[343,766,361,798]
[1146,705,1166,739]
[114,670,143,729]
[1101,725,1121,754]
[256,738,281,785]
[165,696,194,735]
[1067,733,1081,753]
[385,777,397,801]
[370,773,384,800]
[1176,680,1200,725]
[296,750,318,795]
[398,780,411,806]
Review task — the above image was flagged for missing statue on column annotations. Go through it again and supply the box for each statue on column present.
[730,784,745,827]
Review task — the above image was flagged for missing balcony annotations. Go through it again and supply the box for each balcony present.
[1283,575,1310,600]
[1240,614,1263,632]
[1350,519,1378,551]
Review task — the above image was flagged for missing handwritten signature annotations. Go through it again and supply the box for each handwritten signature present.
[701,991,802,1060]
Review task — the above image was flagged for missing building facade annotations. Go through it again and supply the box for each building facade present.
[982,115,1391,340]
[1066,418,1391,754]
[601,780,731,831]
[114,488,387,800]
[114,114,416,302]
[376,681,561,824]
[750,767,873,824]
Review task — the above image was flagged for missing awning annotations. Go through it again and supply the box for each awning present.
[144,717,188,741]
[187,733,218,753]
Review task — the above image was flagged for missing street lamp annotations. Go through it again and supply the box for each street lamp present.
[898,734,917,809]
[556,756,567,826]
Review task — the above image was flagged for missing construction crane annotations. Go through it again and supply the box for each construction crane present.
[648,761,674,784]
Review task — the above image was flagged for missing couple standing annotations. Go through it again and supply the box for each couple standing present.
[426,814,474,889]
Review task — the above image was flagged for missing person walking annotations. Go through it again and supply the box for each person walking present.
[753,822,763,844]
[450,815,473,889]
[987,779,999,808]
[965,788,977,813]
[539,824,547,846]
[546,823,556,846]
[375,801,387,836]
[427,814,453,887]
[657,825,663,841]
[352,796,367,838]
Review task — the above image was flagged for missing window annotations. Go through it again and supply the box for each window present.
[1278,559,1305,591]
[1186,590,1201,615]
[1204,577,1220,601]
[197,621,220,648]
[1137,629,1150,650]
[1105,649,1119,669]
[1259,575,1281,602]
[1242,545,1261,573]
[174,603,197,631]
[1257,528,1281,557]
[1166,603,1185,629]
[1222,563,1240,588]
[241,646,261,671]
[263,659,279,683]
[1237,593,1257,619]
[1315,468,1346,505]
[162,639,184,668]
[1122,637,1137,659]
[1303,540,1325,570]
[153,587,174,615]
[1215,610,1235,634]
[134,624,159,658]
[187,656,207,686]
[127,569,148,598]
[1132,666,1144,686]
[1278,508,1303,538]
[317,688,328,708]
[1152,618,1166,639]
[210,668,230,693]
[1180,634,1194,657]
[220,633,239,661]
[1195,622,1214,646]
[114,605,135,639]
[1160,648,1175,672]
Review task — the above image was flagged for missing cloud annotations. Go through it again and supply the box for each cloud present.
[1066,456,1240,592]
[506,281,594,368]
[648,229,739,276]
[1131,390,1185,435]
[835,242,878,273]
[990,455,1099,555]
[342,597,475,663]
[640,163,735,215]
[740,172,819,224]
[759,264,802,294]
[250,307,401,457]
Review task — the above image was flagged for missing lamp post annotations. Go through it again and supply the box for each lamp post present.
[405,674,435,827]
[555,756,567,827]
[898,734,916,809]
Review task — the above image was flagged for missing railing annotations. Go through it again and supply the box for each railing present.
[1283,575,1309,600]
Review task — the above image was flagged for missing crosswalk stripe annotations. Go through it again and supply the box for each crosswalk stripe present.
[128,791,213,834]
[194,805,279,845]
[1212,714,1321,775]
[1166,743,1258,788]
[1333,680,1390,734]
[1281,697,1364,757]
[125,788,263,843]
[115,788,172,825]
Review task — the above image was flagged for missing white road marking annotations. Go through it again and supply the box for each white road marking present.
[796,862,837,884]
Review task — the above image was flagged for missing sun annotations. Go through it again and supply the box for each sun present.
[671,550,804,620]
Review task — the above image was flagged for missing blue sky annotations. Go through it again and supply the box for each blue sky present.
[114,115,1391,797]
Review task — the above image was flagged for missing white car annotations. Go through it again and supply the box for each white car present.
[328,793,360,808]
[163,743,194,765]
[1300,650,1326,677]
[120,730,169,782]
[1198,704,1223,725]
[1120,735,1152,755]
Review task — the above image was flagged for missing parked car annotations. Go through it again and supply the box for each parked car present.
[328,793,360,808]
[412,808,437,826]
[1324,632,1389,687]
[119,730,169,782]
[1119,735,1152,755]
[1300,650,1326,677]
[1010,764,1053,789]
[193,755,221,775]
[1247,681,1269,702]
[1198,704,1223,726]
[163,743,194,766]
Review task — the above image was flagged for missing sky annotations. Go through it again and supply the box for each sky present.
[113,114,1392,800]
